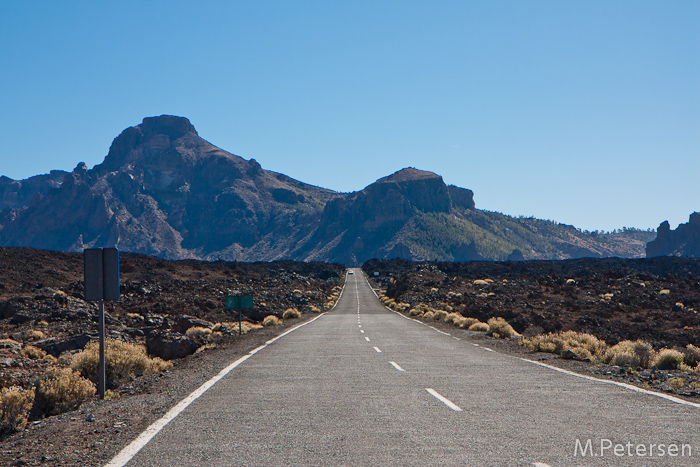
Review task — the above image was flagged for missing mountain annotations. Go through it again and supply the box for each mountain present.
[0,115,656,264]
[646,213,700,258]
[0,116,335,260]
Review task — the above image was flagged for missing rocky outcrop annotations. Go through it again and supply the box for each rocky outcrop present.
[646,213,700,258]
[0,170,67,211]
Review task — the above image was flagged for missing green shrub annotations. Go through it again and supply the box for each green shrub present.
[263,315,281,327]
[468,322,489,332]
[33,369,95,417]
[0,387,34,434]
[283,308,301,319]
[653,349,684,370]
[486,317,519,339]
[71,339,172,389]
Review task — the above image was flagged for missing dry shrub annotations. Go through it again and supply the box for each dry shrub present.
[487,317,519,339]
[309,305,321,313]
[71,339,172,389]
[433,310,448,321]
[283,308,301,319]
[409,308,423,317]
[444,312,461,325]
[33,368,95,417]
[0,387,34,434]
[397,303,411,311]
[468,322,489,332]
[213,321,261,334]
[653,349,684,370]
[263,315,281,327]
[422,311,435,321]
[186,326,213,340]
[23,329,45,342]
[683,344,700,368]
[21,345,47,360]
[602,340,654,368]
[459,317,480,329]
[522,331,607,360]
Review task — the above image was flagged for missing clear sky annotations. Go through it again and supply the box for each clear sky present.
[1,1,698,232]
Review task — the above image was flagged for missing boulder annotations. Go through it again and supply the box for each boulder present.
[146,331,198,360]
[38,333,93,357]
[173,315,214,334]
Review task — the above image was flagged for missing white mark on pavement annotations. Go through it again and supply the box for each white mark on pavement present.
[518,357,700,409]
[360,330,365,334]
[104,313,328,467]
[364,336,370,342]
[532,463,552,467]
[373,346,382,353]
[426,388,463,412]
[389,361,406,372]
[483,348,495,353]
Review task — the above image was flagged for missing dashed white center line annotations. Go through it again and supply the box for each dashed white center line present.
[483,348,494,352]
[389,361,405,372]
[425,388,463,412]
[373,346,382,353]
[360,330,365,334]
[364,336,370,342]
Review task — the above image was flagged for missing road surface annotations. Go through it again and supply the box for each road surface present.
[108,268,700,466]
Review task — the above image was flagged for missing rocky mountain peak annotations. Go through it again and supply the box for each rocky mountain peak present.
[377,167,441,184]
[100,115,199,173]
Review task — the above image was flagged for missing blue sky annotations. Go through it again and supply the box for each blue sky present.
[1,1,698,232]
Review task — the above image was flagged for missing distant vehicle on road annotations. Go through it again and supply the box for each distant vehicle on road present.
[348,271,354,275]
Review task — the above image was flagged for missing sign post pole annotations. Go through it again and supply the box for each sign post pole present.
[84,248,119,400]
[98,299,105,399]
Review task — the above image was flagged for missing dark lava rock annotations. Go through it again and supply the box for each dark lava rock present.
[38,333,93,357]
[173,315,215,334]
[146,331,199,360]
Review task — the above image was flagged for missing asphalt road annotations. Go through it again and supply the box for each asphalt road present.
[109,268,700,466]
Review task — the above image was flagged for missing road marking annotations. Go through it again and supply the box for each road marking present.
[483,348,495,352]
[389,361,405,372]
[364,336,370,342]
[373,346,382,353]
[360,330,365,334]
[517,357,700,409]
[426,388,463,412]
[472,343,480,347]
[105,313,327,467]
[532,463,552,467]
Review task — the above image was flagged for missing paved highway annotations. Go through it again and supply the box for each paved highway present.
[109,268,700,466]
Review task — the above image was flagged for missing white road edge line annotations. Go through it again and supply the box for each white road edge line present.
[360,330,365,334]
[517,357,700,409]
[373,346,382,353]
[104,311,328,467]
[364,336,371,342]
[389,361,405,372]
[426,388,463,412]
[361,274,700,410]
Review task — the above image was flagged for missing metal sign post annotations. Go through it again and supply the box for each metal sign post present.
[225,294,253,335]
[84,248,120,399]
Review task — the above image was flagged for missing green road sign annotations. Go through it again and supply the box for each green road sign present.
[225,294,253,310]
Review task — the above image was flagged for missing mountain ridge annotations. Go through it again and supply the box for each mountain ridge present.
[0,115,658,264]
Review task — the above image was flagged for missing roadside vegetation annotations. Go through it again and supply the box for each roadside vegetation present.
[376,291,519,339]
